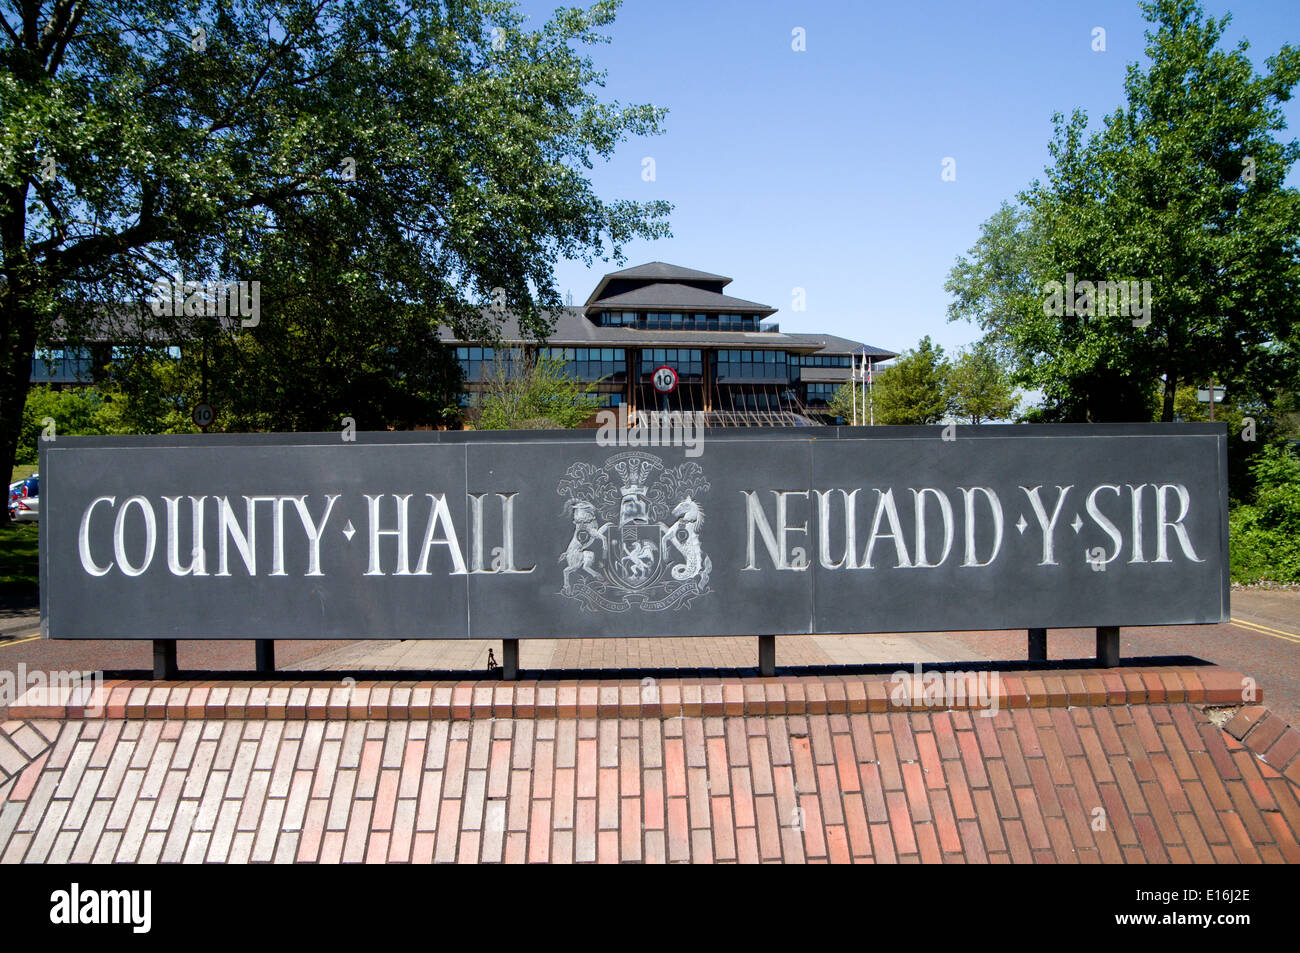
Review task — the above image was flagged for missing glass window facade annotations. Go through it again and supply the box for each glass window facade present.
[715,349,795,381]
[540,347,626,382]
[458,346,625,382]
[795,354,852,368]
[598,311,762,332]
[638,348,703,379]
[455,346,500,381]
[31,347,94,383]
[804,382,841,405]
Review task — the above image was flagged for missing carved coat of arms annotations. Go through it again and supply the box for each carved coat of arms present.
[557,451,712,612]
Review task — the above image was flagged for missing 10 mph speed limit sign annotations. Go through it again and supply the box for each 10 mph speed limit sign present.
[652,366,678,394]
[191,403,216,429]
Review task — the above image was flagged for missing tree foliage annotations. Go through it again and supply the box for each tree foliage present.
[870,336,950,425]
[827,380,857,424]
[946,0,1300,424]
[947,341,1018,424]
[1229,443,1300,584]
[17,384,117,464]
[1,0,671,479]
[827,337,1018,427]
[472,352,602,430]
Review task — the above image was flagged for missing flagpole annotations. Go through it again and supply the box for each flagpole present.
[853,351,867,427]
[856,352,863,426]
[852,353,863,426]
[852,352,858,426]
[868,357,874,426]
[851,352,859,426]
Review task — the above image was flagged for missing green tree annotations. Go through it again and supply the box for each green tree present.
[1,0,671,484]
[827,382,856,424]
[16,384,119,464]
[105,350,201,434]
[473,351,602,430]
[946,0,1300,423]
[871,336,950,425]
[946,341,1018,424]
[1229,444,1300,583]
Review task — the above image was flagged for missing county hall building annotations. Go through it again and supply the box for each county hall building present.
[31,261,897,428]
[447,261,896,425]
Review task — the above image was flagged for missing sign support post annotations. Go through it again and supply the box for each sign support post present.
[758,635,776,676]
[153,639,177,679]
[502,639,519,680]
[255,640,275,673]
[1096,626,1120,667]
[1028,628,1047,662]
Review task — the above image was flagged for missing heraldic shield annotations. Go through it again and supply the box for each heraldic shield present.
[611,519,665,590]
[557,451,713,612]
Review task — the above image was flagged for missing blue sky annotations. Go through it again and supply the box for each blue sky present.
[519,0,1299,358]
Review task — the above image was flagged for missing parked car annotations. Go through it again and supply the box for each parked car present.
[8,493,38,522]
[9,473,36,499]
[7,473,37,522]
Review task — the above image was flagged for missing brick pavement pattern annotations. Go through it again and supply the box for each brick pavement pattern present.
[1,672,1298,863]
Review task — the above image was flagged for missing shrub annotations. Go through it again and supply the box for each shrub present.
[16,386,124,465]
[1229,444,1300,584]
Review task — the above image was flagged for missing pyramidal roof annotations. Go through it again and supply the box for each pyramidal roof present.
[602,261,732,285]
[594,282,775,315]
[585,261,751,310]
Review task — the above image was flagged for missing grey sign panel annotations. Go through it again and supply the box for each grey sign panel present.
[40,425,1229,640]
[808,430,1227,631]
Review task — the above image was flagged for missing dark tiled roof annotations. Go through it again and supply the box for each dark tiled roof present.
[784,332,896,358]
[440,308,896,357]
[584,260,736,307]
[587,282,776,316]
[601,261,731,284]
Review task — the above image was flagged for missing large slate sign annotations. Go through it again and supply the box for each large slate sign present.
[40,424,1229,640]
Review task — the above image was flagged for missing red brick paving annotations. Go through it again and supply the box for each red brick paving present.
[1,666,1297,864]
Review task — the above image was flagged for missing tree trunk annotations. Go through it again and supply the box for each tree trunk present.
[1,171,35,513]
[0,297,37,510]
[1161,372,1177,422]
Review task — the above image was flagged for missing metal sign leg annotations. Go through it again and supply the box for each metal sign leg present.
[1028,628,1047,662]
[153,639,177,680]
[502,639,519,680]
[758,635,776,676]
[1096,626,1120,667]
[255,640,275,674]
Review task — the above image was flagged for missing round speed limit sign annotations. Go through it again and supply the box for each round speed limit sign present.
[191,402,216,429]
[651,365,678,394]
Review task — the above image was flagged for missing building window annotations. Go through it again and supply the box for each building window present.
[541,346,625,381]
[456,346,497,381]
[715,349,792,382]
[31,347,94,383]
[795,354,853,368]
[594,310,778,333]
[805,382,840,405]
[639,348,702,379]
